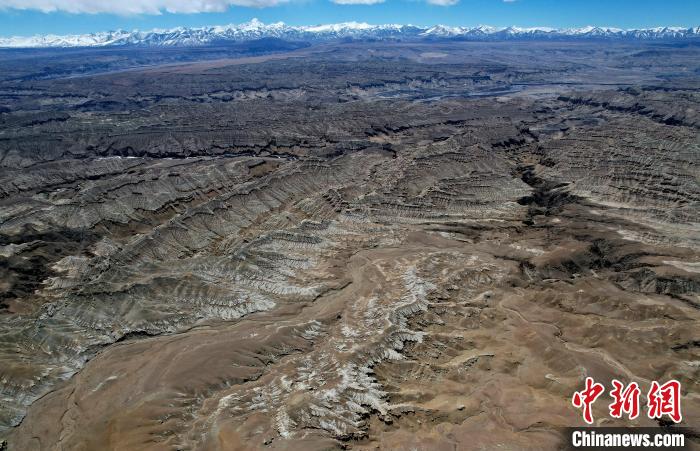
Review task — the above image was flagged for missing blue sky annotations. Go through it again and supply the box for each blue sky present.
[0,0,698,37]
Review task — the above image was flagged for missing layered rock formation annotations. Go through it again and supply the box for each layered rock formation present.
[0,40,698,450]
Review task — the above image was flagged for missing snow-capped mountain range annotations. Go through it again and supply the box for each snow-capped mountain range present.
[1,19,698,48]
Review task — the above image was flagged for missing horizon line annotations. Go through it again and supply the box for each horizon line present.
[1,19,699,39]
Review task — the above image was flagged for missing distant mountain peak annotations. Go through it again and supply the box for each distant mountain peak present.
[1,20,698,48]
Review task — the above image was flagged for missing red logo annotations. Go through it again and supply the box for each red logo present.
[609,379,640,420]
[572,377,605,424]
[572,378,682,424]
[647,380,682,423]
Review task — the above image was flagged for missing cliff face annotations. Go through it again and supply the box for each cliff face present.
[1,40,699,450]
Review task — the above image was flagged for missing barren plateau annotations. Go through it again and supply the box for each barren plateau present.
[0,39,698,450]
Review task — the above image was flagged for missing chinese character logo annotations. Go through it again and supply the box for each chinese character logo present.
[647,380,682,423]
[572,378,682,424]
[572,377,605,424]
[609,379,641,420]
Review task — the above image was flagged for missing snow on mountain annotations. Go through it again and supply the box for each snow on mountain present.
[0,19,698,48]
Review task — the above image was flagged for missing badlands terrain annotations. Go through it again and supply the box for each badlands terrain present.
[0,38,699,449]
